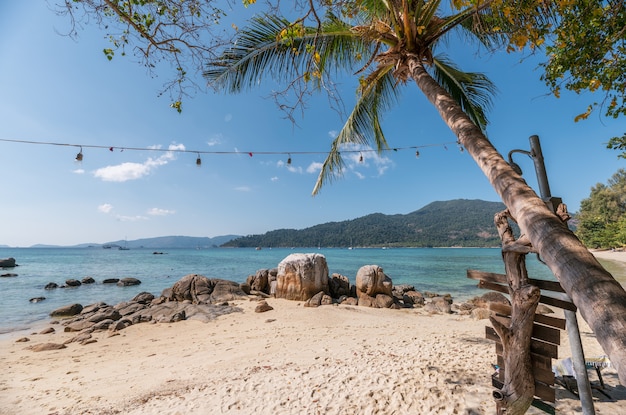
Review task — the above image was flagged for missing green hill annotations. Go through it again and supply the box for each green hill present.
[223,199,507,248]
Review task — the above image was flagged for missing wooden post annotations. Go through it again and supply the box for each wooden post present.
[490,210,541,415]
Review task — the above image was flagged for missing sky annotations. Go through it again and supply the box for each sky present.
[0,2,623,247]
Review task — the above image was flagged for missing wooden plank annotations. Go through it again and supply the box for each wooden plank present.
[489,303,566,330]
[496,355,555,386]
[490,315,561,345]
[539,294,577,312]
[468,270,566,295]
[475,279,576,312]
[529,278,566,293]
[487,327,558,358]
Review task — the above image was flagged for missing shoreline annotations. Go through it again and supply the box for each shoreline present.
[1,251,625,414]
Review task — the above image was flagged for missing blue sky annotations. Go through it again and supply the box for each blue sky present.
[0,2,623,247]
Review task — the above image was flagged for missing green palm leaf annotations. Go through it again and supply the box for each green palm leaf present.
[431,55,496,131]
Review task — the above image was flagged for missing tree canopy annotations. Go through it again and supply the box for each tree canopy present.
[576,169,626,249]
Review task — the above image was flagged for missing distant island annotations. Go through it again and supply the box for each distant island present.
[3,199,516,249]
[224,199,508,248]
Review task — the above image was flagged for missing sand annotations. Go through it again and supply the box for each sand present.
[1,252,625,415]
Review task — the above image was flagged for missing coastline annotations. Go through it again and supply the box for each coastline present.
[2,296,625,414]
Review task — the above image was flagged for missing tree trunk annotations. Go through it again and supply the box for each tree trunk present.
[408,59,626,385]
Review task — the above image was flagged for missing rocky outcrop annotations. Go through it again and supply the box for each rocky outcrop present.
[117,278,141,287]
[162,274,247,304]
[275,253,329,301]
[355,265,392,307]
[66,279,82,287]
[0,257,17,268]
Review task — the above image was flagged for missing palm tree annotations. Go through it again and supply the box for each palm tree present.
[205,0,626,390]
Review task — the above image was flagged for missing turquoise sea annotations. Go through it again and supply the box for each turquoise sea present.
[0,247,622,335]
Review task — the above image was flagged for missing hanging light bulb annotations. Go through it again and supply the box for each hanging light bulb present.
[75,147,83,162]
[196,153,202,167]
[287,154,292,165]
[415,150,420,158]
[359,153,363,163]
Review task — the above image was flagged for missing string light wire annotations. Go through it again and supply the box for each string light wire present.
[0,138,460,160]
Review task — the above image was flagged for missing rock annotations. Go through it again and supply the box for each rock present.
[247,269,269,293]
[0,257,17,268]
[430,297,453,314]
[44,282,58,290]
[39,327,55,334]
[165,275,247,304]
[375,294,395,308]
[536,304,554,315]
[88,308,121,323]
[1,273,18,277]
[64,320,96,332]
[63,333,92,344]
[329,273,351,298]
[404,290,425,306]
[240,282,251,295]
[81,302,106,315]
[304,291,326,307]
[117,277,141,286]
[15,337,30,343]
[29,297,46,303]
[275,253,330,301]
[471,292,510,308]
[50,303,83,317]
[102,278,120,284]
[116,302,146,316]
[81,276,95,284]
[341,297,358,306]
[65,279,82,287]
[255,300,274,313]
[471,308,492,320]
[29,343,66,352]
[110,319,133,331]
[355,265,392,307]
[132,292,155,304]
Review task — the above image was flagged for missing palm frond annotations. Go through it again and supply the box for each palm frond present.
[204,13,370,93]
[313,65,400,194]
[431,54,497,131]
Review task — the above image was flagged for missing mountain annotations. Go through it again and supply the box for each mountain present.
[222,199,507,248]
[102,235,241,249]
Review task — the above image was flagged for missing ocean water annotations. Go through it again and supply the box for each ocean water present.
[0,246,604,335]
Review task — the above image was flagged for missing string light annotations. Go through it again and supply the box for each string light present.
[0,138,461,163]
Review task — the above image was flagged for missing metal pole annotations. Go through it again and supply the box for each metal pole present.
[528,135,552,200]
[527,135,595,414]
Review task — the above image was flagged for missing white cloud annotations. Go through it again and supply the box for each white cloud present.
[328,130,338,138]
[207,135,222,146]
[270,176,279,182]
[235,186,251,192]
[98,203,114,214]
[147,208,175,216]
[93,143,184,182]
[307,162,323,174]
[73,169,85,174]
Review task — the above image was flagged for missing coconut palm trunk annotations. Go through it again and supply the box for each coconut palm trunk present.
[410,58,626,385]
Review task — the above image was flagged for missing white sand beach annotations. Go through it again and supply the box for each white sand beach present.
[1,253,625,415]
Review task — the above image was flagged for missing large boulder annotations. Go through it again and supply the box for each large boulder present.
[164,274,247,304]
[275,253,329,301]
[0,258,17,268]
[355,265,393,307]
[117,277,141,287]
[50,303,83,318]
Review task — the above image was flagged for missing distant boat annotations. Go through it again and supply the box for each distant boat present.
[119,238,130,250]
[102,244,112,249]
